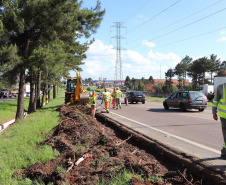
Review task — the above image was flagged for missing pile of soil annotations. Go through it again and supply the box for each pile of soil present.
[20,105,202,184]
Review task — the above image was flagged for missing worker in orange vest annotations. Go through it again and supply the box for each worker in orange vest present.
[102,88,111,113]
[89,91,96,119]
[112,88,117,109]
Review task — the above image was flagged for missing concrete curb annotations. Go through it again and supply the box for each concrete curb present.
[0,112,28,133]
[95,110,226,184]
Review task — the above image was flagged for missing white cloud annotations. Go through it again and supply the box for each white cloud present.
[221,30,226,34]
[142,40,156,48]
[77,40,181,80]
[217,36,226,42]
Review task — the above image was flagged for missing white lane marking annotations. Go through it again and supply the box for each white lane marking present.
[179,113,215,121]
[110,112,221,155]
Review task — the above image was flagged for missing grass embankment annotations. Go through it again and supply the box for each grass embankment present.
[0,98,29,124]
[0,90,64,184]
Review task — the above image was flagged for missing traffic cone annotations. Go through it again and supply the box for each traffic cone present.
[125,98,128,106]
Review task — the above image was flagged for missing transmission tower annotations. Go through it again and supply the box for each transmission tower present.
[111,22,126,83]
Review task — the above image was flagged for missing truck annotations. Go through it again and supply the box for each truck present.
[24,84,30,97]
[200,76,226,100]
[0,89,19,98]
[199,84,214,100]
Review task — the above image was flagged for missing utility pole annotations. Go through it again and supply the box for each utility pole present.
[111,22,126,84]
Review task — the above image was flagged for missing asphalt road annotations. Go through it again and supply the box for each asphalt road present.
[97,99,222,152]
[0,97,17,102]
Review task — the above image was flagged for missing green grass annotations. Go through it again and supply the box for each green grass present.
[98,168,163,185]
[146,96,165,102]
[0,90,64,184]
[0,98,29,124]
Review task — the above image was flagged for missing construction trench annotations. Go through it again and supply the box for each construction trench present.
[18,105,226,184]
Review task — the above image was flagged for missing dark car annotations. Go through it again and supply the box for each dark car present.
[125,91,145,104]
[163,91,208,112]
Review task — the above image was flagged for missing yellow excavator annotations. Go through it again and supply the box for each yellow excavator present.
[65,72,90,105]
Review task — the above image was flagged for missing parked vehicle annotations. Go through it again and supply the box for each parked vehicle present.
[163,91,208,112]
[98,92,103,99]
[199,84,214,100]
[26,92,30,97]
[124,91,145,104]
[200,76,226,100]
[0,89,18,98]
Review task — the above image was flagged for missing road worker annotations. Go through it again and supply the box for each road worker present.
[116,87,122,109]
[89,91,96,119]
[102,88,111,113]
[212,83,226,159]
[112,88,117,109]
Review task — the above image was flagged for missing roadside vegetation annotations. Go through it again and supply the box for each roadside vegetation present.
[0,89,167,184]
[0,90,64,184]
[0,99,29,124]
[0,1,105,120]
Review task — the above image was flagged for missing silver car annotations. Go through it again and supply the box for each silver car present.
[163,91,208,112]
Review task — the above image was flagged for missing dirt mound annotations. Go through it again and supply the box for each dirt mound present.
[20,105,201,184]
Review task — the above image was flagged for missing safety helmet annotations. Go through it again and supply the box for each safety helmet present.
[104,88,107,92]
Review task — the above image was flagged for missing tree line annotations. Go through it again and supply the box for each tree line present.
[125,54,225,94]
[0,0,105,120]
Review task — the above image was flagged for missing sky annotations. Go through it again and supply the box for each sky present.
[71,0,226,81]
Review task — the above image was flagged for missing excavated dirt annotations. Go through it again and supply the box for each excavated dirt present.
[19,105,213,184]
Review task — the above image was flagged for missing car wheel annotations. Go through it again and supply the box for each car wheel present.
[180,103,186,112]
[142,101,145,104]
[164,102,169,110]
[198,108,204,112]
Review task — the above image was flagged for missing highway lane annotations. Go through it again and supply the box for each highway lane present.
[0,97,17,102]
[103,100,222,152]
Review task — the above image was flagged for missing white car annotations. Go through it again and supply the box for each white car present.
[98,92,103,99]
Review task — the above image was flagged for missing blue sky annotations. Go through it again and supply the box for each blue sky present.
[72,0,226,81]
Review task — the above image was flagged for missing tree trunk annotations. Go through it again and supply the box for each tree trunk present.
[41,84,46,108]
[36,70,41,109]
[48,84,51,102]
[28,70,35,113]
[53,85,56,99]
[16,70,25,120]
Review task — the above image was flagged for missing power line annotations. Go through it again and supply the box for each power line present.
[123,0,153,23]
[128,0,224,44]
[128,6,226,49]
[154,26,226,49]
[127,0,182,34]
[147,6,226,41]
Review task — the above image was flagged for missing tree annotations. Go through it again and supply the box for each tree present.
[125,76,131,87]
[174,63,184,89]
[208,54,221,83]
[217,61,226,76]
[180,55,192,86]
[0,1,105,120]
[187,58,208,90]
[148,76,154,84]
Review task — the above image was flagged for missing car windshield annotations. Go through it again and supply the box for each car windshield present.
[133,92,143,95]
[190,92,206,98]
